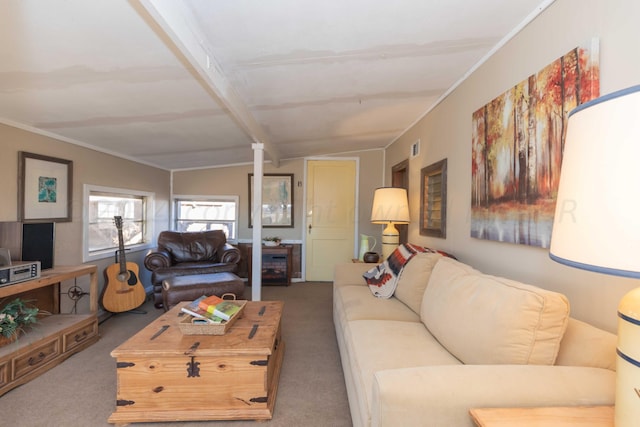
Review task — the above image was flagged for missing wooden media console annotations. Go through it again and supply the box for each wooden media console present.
[0,265,99,396]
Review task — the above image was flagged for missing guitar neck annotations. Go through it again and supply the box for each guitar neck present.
[118,233,127,272]
[115,216,128,274]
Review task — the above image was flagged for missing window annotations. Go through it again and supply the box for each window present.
[83,185,154,261]
[174,196,238,240]
[420,159,447,238]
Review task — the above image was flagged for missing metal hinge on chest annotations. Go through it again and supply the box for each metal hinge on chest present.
[116,362,135,368]
[186,356,200,377]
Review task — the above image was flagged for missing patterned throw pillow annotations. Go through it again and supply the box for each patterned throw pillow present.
[362,243,428,298]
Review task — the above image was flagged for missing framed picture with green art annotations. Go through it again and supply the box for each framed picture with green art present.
[18,151,73,222]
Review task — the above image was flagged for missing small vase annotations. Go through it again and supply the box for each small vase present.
[363,252,380,263]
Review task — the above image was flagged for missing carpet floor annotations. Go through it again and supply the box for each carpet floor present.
[0,282,352,427]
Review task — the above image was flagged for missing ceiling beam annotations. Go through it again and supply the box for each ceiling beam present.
[133,0,281,167]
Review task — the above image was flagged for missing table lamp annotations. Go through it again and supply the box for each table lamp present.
[549,84,640,427]
[371,187,410,259]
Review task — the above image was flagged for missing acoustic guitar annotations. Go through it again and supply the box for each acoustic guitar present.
[102,216,146,313]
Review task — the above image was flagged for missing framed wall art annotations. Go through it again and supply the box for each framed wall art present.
[420,159,447,238]
[471,38,600,248]
[248,173,293,228]
[18,151,73,222]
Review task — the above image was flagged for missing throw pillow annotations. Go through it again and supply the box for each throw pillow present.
[363,243,427,298]
[421,257,570,365]
[394,252,443,314]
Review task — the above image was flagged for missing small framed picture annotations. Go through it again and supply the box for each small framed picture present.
[248,173,294,228]
[18,151,73,222]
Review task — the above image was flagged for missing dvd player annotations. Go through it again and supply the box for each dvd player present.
[0,261,41,286]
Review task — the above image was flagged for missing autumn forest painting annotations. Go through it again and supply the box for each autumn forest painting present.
[471,41,599,248]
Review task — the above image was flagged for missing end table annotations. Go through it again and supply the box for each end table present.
[470,406,614,427]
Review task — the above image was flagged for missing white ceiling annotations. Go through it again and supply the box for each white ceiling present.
[0,0,553,170]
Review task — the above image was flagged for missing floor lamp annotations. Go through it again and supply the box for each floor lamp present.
[548,85,640,427]
[371,187,410,260]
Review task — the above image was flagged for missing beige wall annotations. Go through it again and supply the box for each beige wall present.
[173,149,385,249]
[6,0,630,330]
[174,159,305,241]
[386,0,640,332]
[0,120,383,299]
[0,124,171,295]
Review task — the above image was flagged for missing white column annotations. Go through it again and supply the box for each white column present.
[251,143,264,301]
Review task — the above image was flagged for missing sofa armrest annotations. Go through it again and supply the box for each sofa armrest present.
[334,262,375,286]
[144,249,172,271]
[371,365,615,427]
[219,243,241,264]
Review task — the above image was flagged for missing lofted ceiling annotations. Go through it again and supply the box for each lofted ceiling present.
[0,0,553,170]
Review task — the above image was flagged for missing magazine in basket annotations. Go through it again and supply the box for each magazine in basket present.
[178,300,247,335]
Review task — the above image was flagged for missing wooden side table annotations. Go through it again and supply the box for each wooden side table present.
[470,406,614,427]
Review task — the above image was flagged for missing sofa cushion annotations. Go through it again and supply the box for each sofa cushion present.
[421,257,570,365]
[334,263,376,288]
[344,319,462,424]
[334,285,420,324]
[555,318,617,370]
[158,230,226,263]
[394,252,442,314]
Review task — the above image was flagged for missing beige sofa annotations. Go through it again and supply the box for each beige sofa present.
[333,253,616,427]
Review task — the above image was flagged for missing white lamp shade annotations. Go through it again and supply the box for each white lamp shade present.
[548,85,640,427]
[549,85,640,278]
[370,187,410,224]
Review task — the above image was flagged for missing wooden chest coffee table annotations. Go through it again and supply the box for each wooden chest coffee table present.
[108,300,284,425]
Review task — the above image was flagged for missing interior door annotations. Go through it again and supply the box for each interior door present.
[392,159,409,245]
[305,159,356,281]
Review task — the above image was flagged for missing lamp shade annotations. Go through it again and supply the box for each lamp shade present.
[549,85,640,278]
[370,187,410,224]
[548,85,640,427]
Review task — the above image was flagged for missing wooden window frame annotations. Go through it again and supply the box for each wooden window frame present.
[420,159,447,238]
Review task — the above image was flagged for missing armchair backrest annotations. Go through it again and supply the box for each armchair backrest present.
[158,230,227,264]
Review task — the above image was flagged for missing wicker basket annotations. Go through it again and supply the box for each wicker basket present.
[178,300,247,336]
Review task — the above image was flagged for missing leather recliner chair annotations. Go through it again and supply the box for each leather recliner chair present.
[144,230,241,308]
